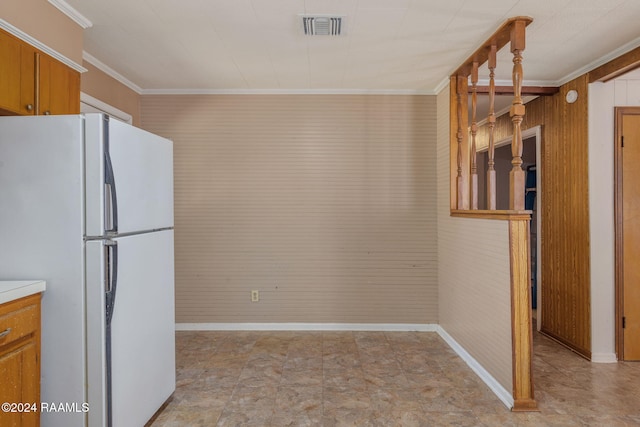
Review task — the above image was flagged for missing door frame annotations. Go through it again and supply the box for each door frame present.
[614,106,640,359]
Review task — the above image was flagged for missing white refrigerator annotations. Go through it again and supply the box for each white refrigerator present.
[0,114,175,427]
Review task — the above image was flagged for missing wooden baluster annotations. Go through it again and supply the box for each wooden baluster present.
[509,21,526,211]
[456,75,466,209]
[487,44,497,210]
[470,61,479,210]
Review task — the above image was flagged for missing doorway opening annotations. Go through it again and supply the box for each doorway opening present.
[477,126,542,329]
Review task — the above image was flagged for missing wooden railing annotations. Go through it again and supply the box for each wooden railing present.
[451,17,532,212]
[449,16,539,412]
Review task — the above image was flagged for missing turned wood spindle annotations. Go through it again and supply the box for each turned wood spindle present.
[470,61,479,210]
[456,76,466,210]
[509,21,526,211]
[487,44,497,210]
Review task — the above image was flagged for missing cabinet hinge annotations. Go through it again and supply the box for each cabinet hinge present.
[622,317,626,328]
[622,136,624,148]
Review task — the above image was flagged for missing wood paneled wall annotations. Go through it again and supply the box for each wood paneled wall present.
[476,76,592,357]
[141,94,438,325]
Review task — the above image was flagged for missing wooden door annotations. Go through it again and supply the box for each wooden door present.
[616,108,640,361]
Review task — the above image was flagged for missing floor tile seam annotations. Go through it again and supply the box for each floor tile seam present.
[382,331,417,388]
[216,336,260,426]
[264,336,294,427]
[361,332,423,412]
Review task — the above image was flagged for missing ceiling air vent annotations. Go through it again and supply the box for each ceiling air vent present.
[302,16,343,36]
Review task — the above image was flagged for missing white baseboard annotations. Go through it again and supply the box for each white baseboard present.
[436,326,514,410]
[176,323,438,332]
[591,352,618,363]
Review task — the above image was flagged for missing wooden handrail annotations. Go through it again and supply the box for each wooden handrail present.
[452,16,532,78]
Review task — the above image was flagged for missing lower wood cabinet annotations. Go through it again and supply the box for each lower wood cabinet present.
[0,294,41,427]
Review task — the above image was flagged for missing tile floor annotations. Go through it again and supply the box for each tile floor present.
[150,329,640,426]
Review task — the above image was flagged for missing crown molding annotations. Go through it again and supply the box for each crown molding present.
[47,0,92,29]
[0,19,86,73]
[141,88,436,95]
[82,52,143,94]
[556,35,640,86]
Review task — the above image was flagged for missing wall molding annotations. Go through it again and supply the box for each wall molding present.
[47,0,93,29]
[0,19,86,73]
[141,88,436,96]
[591,353,617,363]
[80,92,133,124]
[176,323,438,332]
[436,326,514,409]
[82,52,143,94]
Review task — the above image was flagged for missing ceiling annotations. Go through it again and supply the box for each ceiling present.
[61,0,640,94]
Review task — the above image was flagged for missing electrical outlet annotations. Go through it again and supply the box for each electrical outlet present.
[251,290,260,302]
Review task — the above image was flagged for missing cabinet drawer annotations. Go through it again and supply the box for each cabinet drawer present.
[0,296,39,347]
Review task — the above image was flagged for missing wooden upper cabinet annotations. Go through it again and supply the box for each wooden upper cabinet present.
[37,53,80,115]
[0,28,80,116]
[0,31,36,115]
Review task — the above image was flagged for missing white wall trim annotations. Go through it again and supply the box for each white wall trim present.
[47,0,93,29]
[436,326,514,409]
[141,88,436,96]
[591,353,618,363]
[83,52,143,94]
[557,36,640,86]
[80,92,133,124]
[0,19,86,73]
[176,323,438,332]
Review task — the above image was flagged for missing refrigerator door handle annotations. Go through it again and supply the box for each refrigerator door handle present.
[105,240,118,323]
[104,240,118,427]
[104,151,118,235]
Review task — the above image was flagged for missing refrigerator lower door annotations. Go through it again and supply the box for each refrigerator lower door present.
[86,230,175,427]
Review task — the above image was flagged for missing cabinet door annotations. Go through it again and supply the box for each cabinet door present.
[0,342,40,427]
[0,32,35,115]
[38,53,80,115]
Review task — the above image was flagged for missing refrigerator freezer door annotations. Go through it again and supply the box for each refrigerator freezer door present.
[84,114,174,237]
[86,230,176,426]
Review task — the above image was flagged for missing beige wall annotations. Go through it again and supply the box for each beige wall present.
[141,94,438,325]
[81,61,141,126]
[0,0,83,64]
[436,88,513,391]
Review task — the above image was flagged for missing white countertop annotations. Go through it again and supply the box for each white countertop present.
[0,281,46,305]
